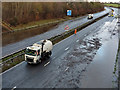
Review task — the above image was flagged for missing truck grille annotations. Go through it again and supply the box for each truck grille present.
[26,57,33,62]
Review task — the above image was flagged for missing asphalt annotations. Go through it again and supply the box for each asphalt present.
[2,7,111,58]
[1,7,118,88]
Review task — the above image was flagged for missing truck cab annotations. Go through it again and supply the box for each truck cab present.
[25,45,41,64]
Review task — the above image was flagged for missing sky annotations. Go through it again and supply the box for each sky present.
[99,0,119,2]
[89,0,119,2]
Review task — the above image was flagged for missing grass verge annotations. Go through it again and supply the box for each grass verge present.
[104,3,119,8]
[13,18,62,30]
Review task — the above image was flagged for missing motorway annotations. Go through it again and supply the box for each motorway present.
[1,8,119,88]
[2,7,111,58]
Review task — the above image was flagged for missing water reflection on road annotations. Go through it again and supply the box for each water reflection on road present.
[80,18,118,88]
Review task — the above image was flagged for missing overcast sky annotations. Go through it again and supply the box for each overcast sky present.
[99,0,119,2]
[89,0,119,2]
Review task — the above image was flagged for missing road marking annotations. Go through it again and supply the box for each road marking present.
[76,40,79,42]
[65,67,69,71]
[84,34,87,36]
[44,61,50,67]
[53,57,56,59]
[65,47,69,51]
[11,86,16,90]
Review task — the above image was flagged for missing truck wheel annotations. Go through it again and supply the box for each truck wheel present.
[27,62,31,65]
[37,60,40,64]
[49,51,52,56]
[47,51,52,58]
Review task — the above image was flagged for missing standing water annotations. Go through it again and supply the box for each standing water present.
[80,18,119,88]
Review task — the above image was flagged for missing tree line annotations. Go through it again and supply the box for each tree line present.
[2,2,104,26]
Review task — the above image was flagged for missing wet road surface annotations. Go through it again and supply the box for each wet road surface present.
[2,7,119,88]
[80,19,118,88]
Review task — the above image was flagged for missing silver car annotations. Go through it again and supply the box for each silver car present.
[115,14,120,18]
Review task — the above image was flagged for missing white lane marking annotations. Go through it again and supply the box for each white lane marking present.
[65,67,69,71]
[53,57,56,59]
[11,86,16,90]
[44,61,50,67]
[76,40,79,42]
[65,47,69,51]
[0,61,25,75]
[84,34,86,36]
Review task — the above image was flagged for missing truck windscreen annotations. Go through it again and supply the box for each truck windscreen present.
[25,49,36,56]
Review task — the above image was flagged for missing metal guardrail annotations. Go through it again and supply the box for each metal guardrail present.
[0,12,109,67]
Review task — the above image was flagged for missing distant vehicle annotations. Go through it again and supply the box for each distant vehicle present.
[25,40,53,64]
[88,14,93,19]
[115,14,120,18]
[108,12,114,17]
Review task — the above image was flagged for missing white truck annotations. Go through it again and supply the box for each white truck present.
[25,40,53,64]
[88,14,93,19]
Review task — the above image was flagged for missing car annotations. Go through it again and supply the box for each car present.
[88,14,93,19]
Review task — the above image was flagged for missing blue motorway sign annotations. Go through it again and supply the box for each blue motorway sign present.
[67,10,72,16]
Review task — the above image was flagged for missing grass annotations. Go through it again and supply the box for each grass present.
[104,3,119,8]
[13,19,60,30]
[13,17,71,30]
